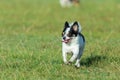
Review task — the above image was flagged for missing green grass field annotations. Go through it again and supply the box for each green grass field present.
[0,0,120,80]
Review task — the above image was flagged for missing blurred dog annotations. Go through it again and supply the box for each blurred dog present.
[60,0,79,7]
[61,21,85,68]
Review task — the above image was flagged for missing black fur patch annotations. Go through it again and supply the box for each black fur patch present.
[62,21,69,36]
[69,27,78,37]
[63,21,69,32]
[69,21,79,37]
[79,33,85,42]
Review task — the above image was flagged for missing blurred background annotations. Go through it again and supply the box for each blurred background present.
[0,0,120,80]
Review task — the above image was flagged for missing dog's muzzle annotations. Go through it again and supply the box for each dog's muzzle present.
[62,39,71,43]
[62,37,72,43]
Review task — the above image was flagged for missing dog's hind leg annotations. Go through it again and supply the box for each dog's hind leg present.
[75,59,80,68]
[75,46,85,68]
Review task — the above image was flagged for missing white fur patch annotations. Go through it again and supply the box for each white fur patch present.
[60,0,73,7]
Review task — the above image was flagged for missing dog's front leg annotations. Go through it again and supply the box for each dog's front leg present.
[62,51,68,64]
[69,48,79,63]
[69,53,78,63]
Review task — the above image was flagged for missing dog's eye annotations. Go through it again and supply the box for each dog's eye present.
[73,34,76,37]
[62,32,65,36]
[67,33,72,37]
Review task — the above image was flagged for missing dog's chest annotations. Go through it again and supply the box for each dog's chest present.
[62,36,84,53]
[62,43,79,53]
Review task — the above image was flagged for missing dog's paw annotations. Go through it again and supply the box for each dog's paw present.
[64,61,68,65]
[67,61,72,65]
[64,61,72,65]
[75,64,80,69]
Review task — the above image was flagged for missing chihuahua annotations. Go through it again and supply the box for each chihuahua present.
[62,21,85,68]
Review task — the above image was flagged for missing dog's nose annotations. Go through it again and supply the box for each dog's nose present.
[63,37,66,40]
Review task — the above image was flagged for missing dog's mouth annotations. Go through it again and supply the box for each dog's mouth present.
[62,38,71,43]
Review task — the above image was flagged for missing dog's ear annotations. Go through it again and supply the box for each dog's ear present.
[64,21,69,28]
[62,21,69,36]
[72,21,79,32]
[63,21,69,32]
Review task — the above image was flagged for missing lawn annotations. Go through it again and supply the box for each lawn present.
[0,0,120,80]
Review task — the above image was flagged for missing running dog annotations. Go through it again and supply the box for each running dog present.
[62,21,85,68]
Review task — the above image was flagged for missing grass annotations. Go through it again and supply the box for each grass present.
[0,0,120,80]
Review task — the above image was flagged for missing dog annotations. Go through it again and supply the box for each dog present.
[61,21,85,68]
[60,0,79,7]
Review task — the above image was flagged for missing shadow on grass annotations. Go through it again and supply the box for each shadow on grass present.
[81,55,107,67]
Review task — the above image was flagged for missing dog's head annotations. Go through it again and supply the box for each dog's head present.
[62,21,81,43]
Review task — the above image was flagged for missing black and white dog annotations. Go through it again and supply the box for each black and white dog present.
[62,21,85,68]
